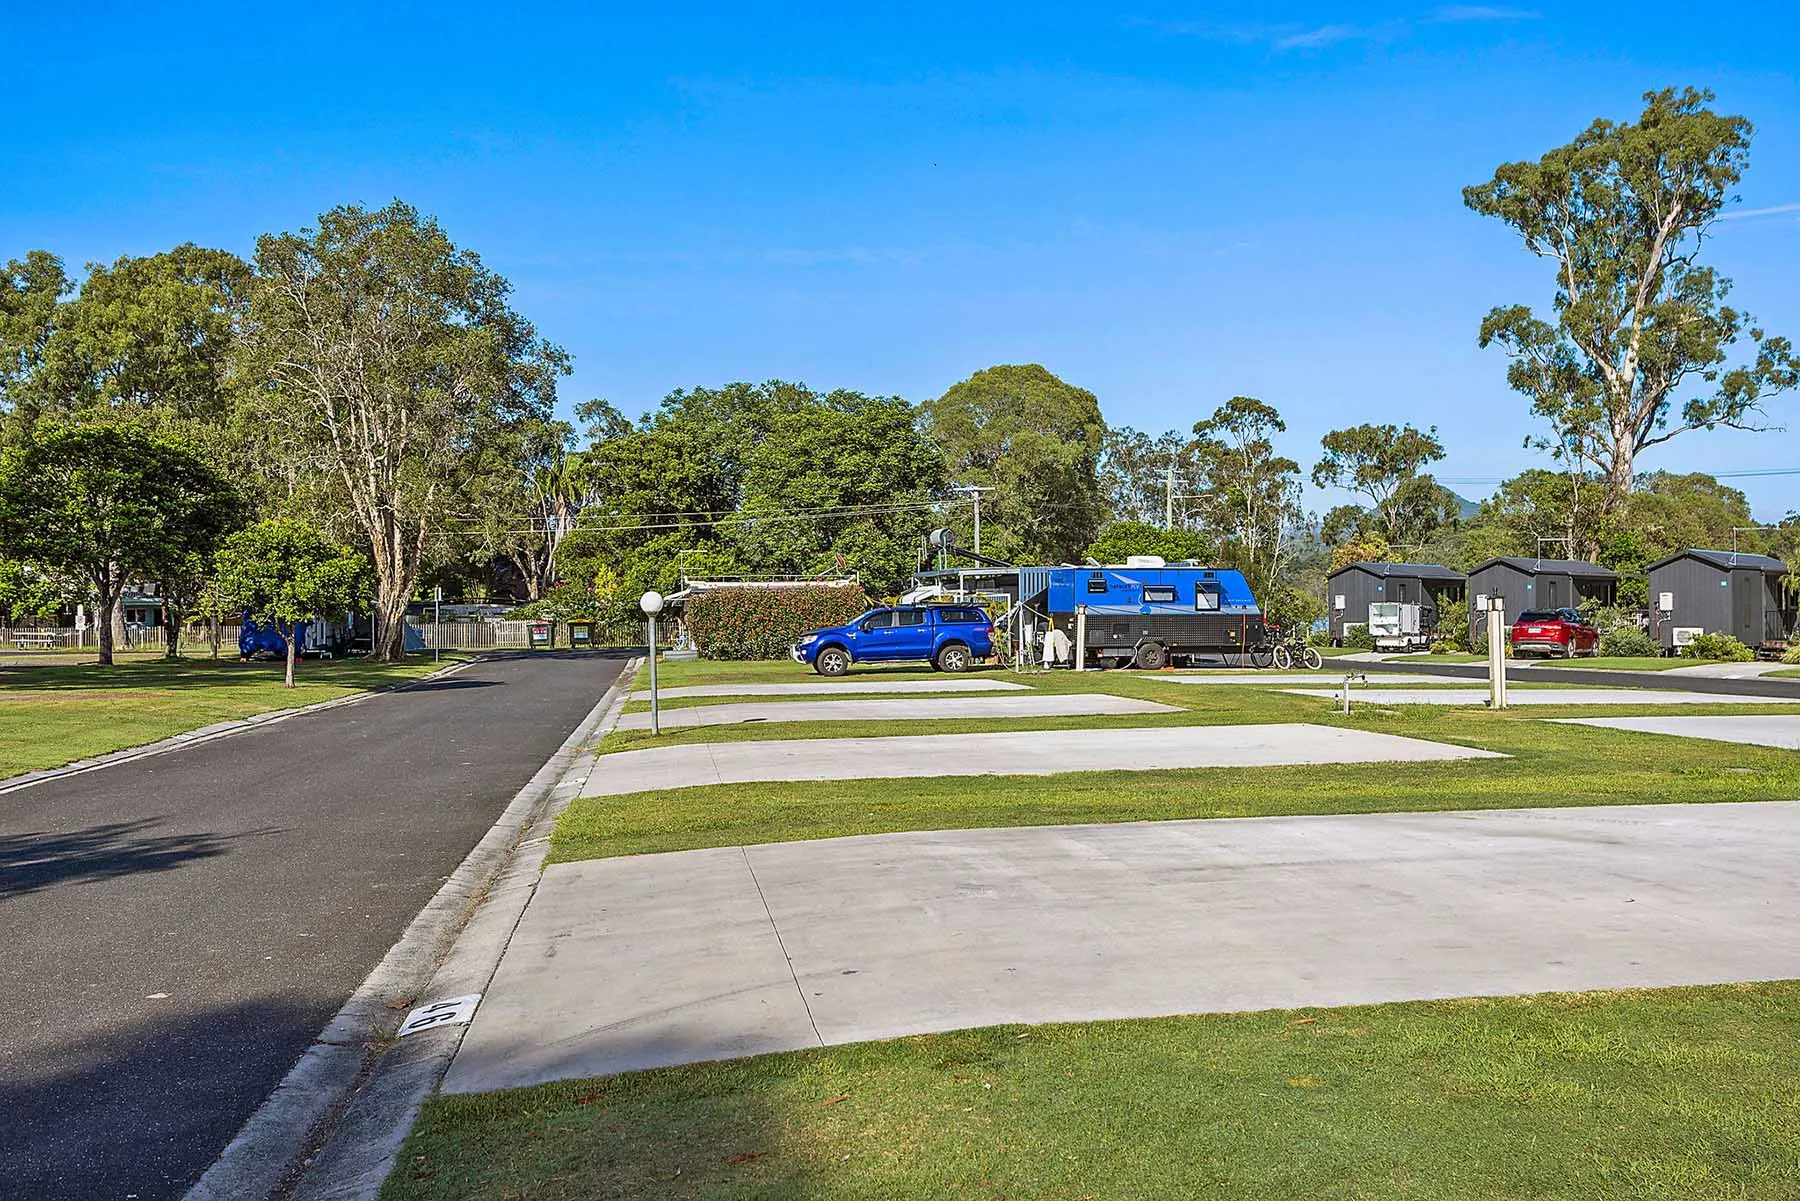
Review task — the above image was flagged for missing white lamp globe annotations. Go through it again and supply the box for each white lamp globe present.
[640,590,665,616]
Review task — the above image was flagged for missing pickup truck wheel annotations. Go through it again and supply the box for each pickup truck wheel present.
[814,646,851,676]
[1133,641,1167,670]
[935,643,971,673]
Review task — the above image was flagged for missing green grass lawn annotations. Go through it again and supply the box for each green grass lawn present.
[556,704,1800,860]
[0,654,463,776]
[382,980,1800,1201]
[598,660,1798,757]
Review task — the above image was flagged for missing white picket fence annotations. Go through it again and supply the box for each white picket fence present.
[2,625,245,653]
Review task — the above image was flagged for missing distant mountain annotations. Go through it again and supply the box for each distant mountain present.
[1450,492,1481,521]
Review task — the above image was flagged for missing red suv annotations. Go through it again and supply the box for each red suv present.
[1510,608,1599,658]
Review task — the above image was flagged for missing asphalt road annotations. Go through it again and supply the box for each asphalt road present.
[0,651,628,1201]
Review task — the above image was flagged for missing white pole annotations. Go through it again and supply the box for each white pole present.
[1487,597,1508,709]
[972,490,982,554]
[433,586,441,663]
[648,615,660,734]
[1165,464,1175,529]
[1074,604,1087,672]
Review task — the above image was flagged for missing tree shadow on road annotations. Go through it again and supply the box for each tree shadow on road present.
[0,992,339,1201]
[0,819,235,897]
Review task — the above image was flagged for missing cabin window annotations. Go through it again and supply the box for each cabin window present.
[1195,585,1221,612]
[1143,585,1177,604]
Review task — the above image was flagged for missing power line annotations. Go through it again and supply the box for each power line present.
[428,494,974,538]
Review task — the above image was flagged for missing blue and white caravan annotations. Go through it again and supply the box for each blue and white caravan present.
[1037,558,1268,668]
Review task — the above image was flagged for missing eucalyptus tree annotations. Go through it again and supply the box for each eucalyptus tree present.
[1099,426,1202,527]
[243,201,569,659]
[1465,87,1799,520]
[1187,396,1302,600]
[1311,422,1458,547]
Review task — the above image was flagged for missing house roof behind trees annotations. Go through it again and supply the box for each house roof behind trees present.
[1471,557,1619,579]
[1646,549,1791,574]
[1328,561,1465,581]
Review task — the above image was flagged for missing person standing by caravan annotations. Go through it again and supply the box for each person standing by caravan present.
[1042,620,1072,669]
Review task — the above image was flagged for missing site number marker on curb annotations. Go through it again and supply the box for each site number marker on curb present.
[397,995,482,1038]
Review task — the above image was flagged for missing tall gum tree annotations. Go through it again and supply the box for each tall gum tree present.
[244,202,569,660]
[1465,87,1799,522]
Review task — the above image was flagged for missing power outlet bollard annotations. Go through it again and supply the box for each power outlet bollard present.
[1482,595,1508,709]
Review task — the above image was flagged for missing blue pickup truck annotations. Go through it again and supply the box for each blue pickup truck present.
[792,605,995,675]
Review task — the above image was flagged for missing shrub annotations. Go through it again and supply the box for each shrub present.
[1429,640,1460,655]
[1306,626,1332,647]
[687,583,871,660]
[1342,623,1376,651]
[1598,625,1660,658]
[1680,631,1754,662]
[1434,602,1470,652]
[1783,643,1800,666]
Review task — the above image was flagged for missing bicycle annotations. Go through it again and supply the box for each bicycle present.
[1271,635,1324,671]
[1250,623,1323,671]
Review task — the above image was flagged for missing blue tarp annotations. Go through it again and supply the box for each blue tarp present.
[239,616,309,658]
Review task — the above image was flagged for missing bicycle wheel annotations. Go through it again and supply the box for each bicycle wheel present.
[1301,645,1323,670]
[1272,645,1292,671]
[1248,644,1274,669]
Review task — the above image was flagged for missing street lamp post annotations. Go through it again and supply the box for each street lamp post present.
[640,590,664,735]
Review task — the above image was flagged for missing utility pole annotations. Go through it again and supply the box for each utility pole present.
[952,485,994,553]
[1165,464,1175,530]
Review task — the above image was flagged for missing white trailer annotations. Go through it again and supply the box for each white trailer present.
[1368,602,1427,651]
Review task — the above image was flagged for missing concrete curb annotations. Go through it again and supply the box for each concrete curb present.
[182,655,641,1201]
[0,656,479,797]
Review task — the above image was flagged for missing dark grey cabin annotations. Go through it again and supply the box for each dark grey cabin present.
[1467,558,1618,640]
[1326,561,1466,641]
[1647,549,1793,651]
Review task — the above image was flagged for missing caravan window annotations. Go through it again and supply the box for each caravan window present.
[1142,585,1177,604]
[1086,577,1108,594]
[1195,585,1221,612]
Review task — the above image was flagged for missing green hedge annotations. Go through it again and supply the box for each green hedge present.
[687,584,871,660]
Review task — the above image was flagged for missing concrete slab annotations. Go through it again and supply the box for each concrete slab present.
[614,692,1177,731]
[447,801,1800,1090]
[632,679,1030,700]
[586,724,1504,796]
[1553,714,1800,749]
[1282,687,1800,706]
[1662,661,1793,680]
[1153,673,1442,686]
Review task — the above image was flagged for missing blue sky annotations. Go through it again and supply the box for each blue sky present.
[5,2,1800,516]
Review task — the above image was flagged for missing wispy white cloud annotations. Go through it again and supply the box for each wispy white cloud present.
[1134,4,1537,50]
[1428,4,1541,21]
[1272,24,1365,49]
[1718,202,1800,221]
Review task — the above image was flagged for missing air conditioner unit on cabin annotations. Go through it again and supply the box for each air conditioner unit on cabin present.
[1671,626,1704,647]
